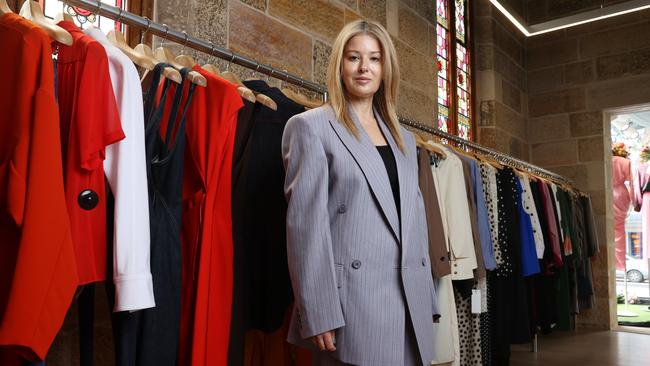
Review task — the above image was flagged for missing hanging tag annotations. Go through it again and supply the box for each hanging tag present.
[471,289,481,314]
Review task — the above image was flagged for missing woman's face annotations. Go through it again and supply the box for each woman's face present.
[341,34,383,101]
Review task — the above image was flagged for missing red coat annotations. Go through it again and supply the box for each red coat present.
[0,13,78,362]
[169,66,243,366]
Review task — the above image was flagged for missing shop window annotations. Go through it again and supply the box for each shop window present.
[40,0,126,33]
[628,231,643,258]
[436,0,474,140]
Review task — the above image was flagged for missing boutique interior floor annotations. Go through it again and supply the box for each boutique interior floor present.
[510,329,650,365]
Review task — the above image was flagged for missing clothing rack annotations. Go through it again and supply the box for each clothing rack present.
[63,0,572,188]
[400,117,574,185]
[62,0,328,98]
[58,0,559,354]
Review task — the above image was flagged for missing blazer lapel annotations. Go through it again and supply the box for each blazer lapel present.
[328,106,401,243]
[376,110,413,255]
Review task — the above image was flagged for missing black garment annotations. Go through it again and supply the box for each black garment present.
[489,167,531,366]
[528,180,558,334]
[107,64,196,366]
[228,99,259,366]
[228,81,304,365]
[376,144,400,220]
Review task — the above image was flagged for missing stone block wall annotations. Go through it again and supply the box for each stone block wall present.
[474,0,529,159]
[526,8,650,329]
[154,0,439,126]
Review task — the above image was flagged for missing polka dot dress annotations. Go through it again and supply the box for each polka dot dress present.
[454,285,483,366]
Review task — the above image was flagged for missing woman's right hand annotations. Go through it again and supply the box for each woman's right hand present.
[312,330,336,351]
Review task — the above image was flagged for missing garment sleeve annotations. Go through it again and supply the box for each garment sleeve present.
[76,42,124,171]
[473,163,496,270]
[282,115,345,339]
[102,49,154,312]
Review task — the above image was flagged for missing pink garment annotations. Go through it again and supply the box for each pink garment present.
[634,162,650,262]
[612,156,633,270]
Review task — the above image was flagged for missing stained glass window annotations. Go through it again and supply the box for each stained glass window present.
[435,0,472,141]
[437,0,448,28]
[455,0,466,43]
[41,0,126,33]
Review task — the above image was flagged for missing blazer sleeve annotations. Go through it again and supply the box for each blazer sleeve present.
[282,115,345,339]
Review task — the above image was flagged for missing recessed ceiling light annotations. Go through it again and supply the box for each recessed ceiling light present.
[489,0,650,37]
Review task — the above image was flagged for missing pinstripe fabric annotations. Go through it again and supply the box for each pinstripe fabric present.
[282,105,437,365]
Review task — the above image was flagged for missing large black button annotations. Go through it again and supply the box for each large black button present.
[338,204,347,214]
[78,190,99,210]
[351,260,362,269]
[440,257,446,261]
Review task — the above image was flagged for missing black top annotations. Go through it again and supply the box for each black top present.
[376,145,400,220]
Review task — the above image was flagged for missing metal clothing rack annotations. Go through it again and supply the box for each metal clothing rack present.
[63,0,572,188]
[61,0,562,353]
[62,0,328,98]
[400,117,573,185]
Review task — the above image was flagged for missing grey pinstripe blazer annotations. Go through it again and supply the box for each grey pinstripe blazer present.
[282,104,438,365]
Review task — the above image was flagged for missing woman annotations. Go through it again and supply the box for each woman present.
[282,20,437,365]
[611,142,633,271]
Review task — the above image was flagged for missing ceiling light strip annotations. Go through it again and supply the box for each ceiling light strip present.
[489,0,650,37]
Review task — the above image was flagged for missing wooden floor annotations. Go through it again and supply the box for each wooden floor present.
[510,329,650,365]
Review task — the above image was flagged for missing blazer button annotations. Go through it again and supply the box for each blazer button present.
[338,204,347,214]
[440,257,446,261]
[351,260,362,269]
[422,258,427,267]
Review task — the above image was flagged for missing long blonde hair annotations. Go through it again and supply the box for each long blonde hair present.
[327,20,404,152]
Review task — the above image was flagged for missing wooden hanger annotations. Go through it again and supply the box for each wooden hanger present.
[155,46,207,87]
[107,27,182,84]
[174,32,197,68]
[224,63,276,110]
[108,30,156,69]
[242,66,278,111]
[201,43,220,75]
[424,140,451,160]
[199,43,255,103]
[475,151,504,170]
[450,143,477,161]
[218,67,257,102]
[277,74,322,109]
[0,0,11,14]
[134,43,182,84]
[19,0,73,45]
[415,134,446,159]
[281,87,322,109]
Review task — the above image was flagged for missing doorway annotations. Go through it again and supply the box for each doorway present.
[610,110,650,328]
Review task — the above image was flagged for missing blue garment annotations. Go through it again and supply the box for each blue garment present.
[459,156,496,270]
[516,179,541,276]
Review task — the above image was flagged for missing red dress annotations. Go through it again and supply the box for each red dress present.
[171,66,243,366]
[0,13,77,362]
[56,21,125,284]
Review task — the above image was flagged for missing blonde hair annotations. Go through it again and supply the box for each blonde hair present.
[326,20,404,152]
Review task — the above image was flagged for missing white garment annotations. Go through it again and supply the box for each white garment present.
[85,27,154,312]
[519,176,545,259]
[429,142,478,280]
[431,275,459,365]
